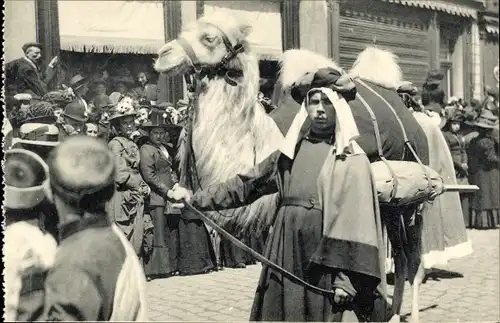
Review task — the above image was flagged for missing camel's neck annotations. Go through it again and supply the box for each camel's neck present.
[187,73,273,185]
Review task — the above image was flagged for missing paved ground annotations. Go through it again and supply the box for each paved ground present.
[147,229,499,322]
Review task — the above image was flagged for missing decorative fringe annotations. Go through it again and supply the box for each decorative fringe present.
[60,38,163,55]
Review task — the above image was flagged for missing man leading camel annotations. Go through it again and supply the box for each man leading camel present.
[172,68,386,322]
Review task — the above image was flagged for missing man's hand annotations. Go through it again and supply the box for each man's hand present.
[461,163,469,172]
[333,288,353,305]
[48,56,59,68]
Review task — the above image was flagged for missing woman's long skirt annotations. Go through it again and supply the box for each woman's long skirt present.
[143,206,177,277]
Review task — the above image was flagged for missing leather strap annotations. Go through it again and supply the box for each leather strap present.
[184,202,335,296]
[281,196,322,211]
[183,201,389,303]
[356,93,400,201]
[357,80,432,189]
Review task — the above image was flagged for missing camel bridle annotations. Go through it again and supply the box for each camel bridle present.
[177,23,245,88]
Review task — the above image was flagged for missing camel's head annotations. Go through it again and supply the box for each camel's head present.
[154,12,252,76]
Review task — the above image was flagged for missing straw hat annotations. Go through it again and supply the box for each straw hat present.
[4,148,50,209]
[108,97,137,122]
[16,123,60,147]
[466,108,499,129]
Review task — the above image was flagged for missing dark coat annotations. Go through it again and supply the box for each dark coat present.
[468,133,500,210]
[6,57,56,98]
[443,131,469,179]
[139,141,178,210]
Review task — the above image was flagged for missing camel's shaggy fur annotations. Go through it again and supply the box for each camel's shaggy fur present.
[159,12,282,237]
[278,49,341,90]
[350,46,403,90]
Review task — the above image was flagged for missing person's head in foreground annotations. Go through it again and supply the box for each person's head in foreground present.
[4,148,50,225]
[45,136,116,221]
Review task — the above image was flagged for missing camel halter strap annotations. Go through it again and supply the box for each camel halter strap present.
[177,23,245,86]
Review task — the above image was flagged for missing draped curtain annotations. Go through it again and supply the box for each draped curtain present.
[57,0,165,54]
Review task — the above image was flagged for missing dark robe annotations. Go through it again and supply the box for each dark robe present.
[467,131,500,228]
[192,134,386,322]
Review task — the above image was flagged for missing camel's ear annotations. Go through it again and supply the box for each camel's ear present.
[239,24,253,38]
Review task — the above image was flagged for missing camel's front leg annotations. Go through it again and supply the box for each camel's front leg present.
[410,261,425,323]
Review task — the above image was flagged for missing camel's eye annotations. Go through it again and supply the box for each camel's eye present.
[205,35,217,43]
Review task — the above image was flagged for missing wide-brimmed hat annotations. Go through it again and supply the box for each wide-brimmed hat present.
[466,108,499,129]
[424,70,444,87]
[13,93,33,103]
[5,148,50,209]
[440,106,464,129]
[63,100,88,122]
[16,123,60,146]
[69,74,88,90]
[92,94,114,110]
[108,97,137,122]
[140,107,179,129]
[397,82,418,96]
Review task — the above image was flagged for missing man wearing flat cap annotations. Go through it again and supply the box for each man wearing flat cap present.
[5,42,59,99]
[171,68,387,322]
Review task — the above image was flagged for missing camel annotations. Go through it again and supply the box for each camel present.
[153,12,284,266]
[154,11,470,323]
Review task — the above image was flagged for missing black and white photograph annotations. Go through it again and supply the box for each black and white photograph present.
[3,0,499,321]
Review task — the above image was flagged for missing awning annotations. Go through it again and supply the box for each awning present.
[486,25,500,35]
[58,1,165,54]
[381,0,478,19]
[481,14,500,36]
[203,1,283,60]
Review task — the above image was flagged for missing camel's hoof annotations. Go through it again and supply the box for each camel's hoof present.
[388,314,401,323]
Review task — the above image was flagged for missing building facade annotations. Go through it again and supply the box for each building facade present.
[479,0,499,93]
[5,0,495,102]
[300,0,488,101]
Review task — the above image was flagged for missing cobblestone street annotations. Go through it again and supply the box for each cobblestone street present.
[147,229,499,322]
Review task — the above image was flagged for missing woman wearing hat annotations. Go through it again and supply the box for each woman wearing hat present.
[467,109,500,228]
[442,108,471,226]
[106,97,152,257]
[138,108,183,279]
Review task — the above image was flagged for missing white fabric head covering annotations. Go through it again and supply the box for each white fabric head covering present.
[279,87,360,159]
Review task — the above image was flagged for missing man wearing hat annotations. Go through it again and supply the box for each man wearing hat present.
[57,100,88,140]
[21,136,148,321]
[171,68,387,322]
[4,149,58,321]
[68,74,90,113]
[5,42,59,98]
